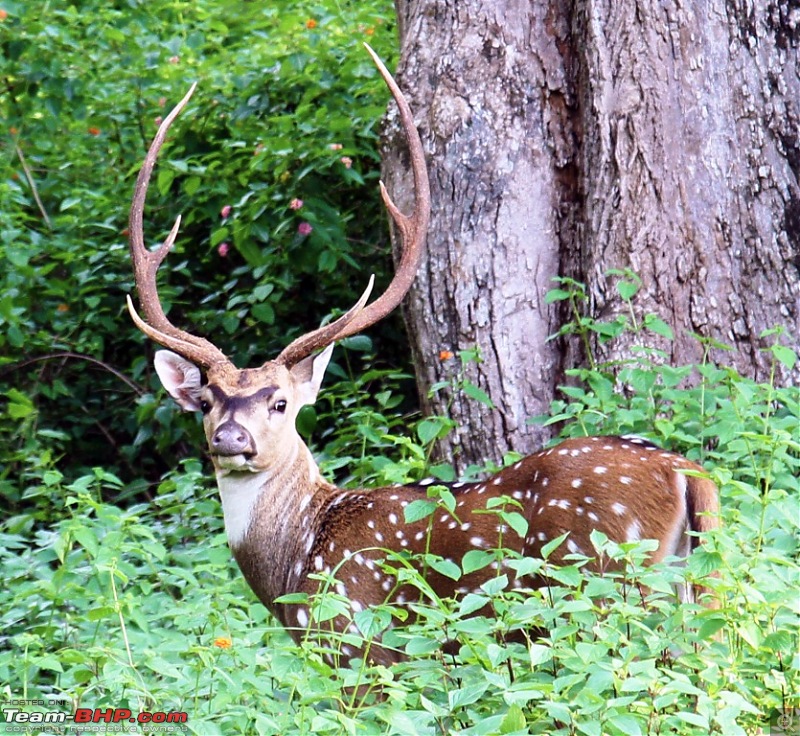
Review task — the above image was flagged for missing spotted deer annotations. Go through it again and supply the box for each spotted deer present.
[127,47,720,665]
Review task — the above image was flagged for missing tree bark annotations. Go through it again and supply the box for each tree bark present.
[384,0,799,473]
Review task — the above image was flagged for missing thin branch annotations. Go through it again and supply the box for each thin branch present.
[12,138,52,230]
[0,352,146,396]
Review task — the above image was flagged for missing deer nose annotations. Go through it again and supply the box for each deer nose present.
[211,421,255,457]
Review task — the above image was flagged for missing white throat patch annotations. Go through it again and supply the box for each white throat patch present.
[216,471,269,548]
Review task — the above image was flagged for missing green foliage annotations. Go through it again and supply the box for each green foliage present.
[2,3,797,732]
[3,267,797,733]
[0,0,399,497]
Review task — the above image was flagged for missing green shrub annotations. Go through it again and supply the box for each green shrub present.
[2,272,797,734]
[1,0,400,501]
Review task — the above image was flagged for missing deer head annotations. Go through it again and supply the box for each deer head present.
[127,46,429,480]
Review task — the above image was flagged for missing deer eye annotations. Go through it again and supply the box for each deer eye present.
[199,400,211,415]
[273,399,287,414]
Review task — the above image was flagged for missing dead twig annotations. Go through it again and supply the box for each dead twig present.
[0,351,145,396]
[12,136,52,230]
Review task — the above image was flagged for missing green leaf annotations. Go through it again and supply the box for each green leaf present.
[501,510,528,539]
[605,714,643,736]
[425,555,461,581]
[5,246,30,268]
[616,279,639,301]
[59,196,82,212]
[6,389,35,419]
[770,344,797,369]
[644,314,674,339]
[87,606,116,622]
[541,532,569,558]
[448,682,488,710]
[500,704,527,733]
[183,175,202,195]
[211,226,229,247]
[417,417,449,444]
[463,382,495,408]
[156,168,175,196]
[462,549,494,575]
[404,499,436,524]
[340,334,372,352]
[458,592,490,616]
[545,288,573,303]
[528,643,552,666]
[250,303,275,324]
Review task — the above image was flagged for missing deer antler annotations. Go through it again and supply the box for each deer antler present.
[128,46,429,371]
[126,83,231,369]
[275,44,430,366]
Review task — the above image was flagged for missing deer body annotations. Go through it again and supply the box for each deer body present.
[230,434,716,618]
[127,48,719,667]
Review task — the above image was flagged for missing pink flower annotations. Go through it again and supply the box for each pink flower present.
[169,55,180,64]
[218,242,230,257]
[340,156,352,169]
[289,198,304,210]
[298,222,313,236]
[329,143,343,151]
[220,205,232,219]
[154,116,163,126]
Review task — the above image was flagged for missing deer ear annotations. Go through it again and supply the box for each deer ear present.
[154,350,204,412]
[290,344,334,408]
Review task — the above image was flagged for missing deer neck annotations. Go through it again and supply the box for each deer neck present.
[215,437,334,617]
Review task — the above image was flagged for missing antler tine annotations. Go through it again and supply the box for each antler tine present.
[127,83,230,369]
[275,44,431,367]
[275,276,376,366]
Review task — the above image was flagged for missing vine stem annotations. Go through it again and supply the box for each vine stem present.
[110,567,135,669]
[13,138,52,229]
[0,351,145,395]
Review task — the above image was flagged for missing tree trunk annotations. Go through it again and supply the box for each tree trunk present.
[384,0,799,473]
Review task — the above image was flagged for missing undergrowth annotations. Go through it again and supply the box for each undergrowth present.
[1,277,798,735]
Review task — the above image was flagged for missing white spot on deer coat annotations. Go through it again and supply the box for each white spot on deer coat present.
[566,539,584,555]
[611,502,627,516]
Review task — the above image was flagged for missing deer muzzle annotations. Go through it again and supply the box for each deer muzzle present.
[211,421,256,458]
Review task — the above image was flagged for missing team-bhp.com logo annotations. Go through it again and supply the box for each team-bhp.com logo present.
[773,708,800,736]
[2,706,188,730]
